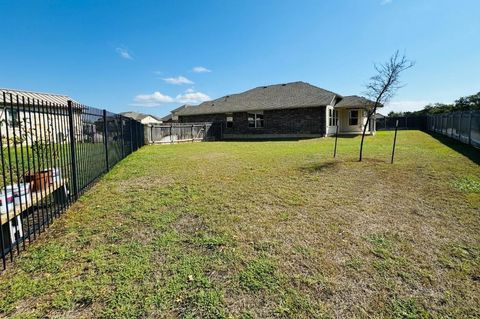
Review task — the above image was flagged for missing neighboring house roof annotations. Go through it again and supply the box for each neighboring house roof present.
[0,88,76,105]
[170,104,189,114]
[161,114,173,121]
[335,95,378,108]
[120,111,162,122]
[375,113,386,118]
[175,81,340,116]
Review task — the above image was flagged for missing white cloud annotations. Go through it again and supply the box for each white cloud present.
[380,0,392,5]
[116,47,133,60]
[131,89,210,107]
[132,91,174,107]
[383,100,431,114]
[192,66,212,73]
[163,76,194,85]
[176,89,211,104]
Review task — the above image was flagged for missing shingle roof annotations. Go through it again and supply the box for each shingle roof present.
[0,88,75,105]
[161,114,172,121]
[174,81,340,116]
[120,111,162,121]
[335,95,378,108]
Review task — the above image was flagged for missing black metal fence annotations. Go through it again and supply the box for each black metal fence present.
[375,116,427,130]
[0,92,144,269]
[146,123,221,143]
[427,111,480,148]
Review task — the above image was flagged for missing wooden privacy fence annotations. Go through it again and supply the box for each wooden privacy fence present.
[427,111,480,148]
[145,123,221,144]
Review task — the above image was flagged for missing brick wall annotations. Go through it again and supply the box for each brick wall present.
[178,106,326,136]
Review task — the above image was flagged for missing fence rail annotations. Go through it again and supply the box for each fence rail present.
[146,123,221,144]
[376,116,427,130]
[0,92,144,269]
[427,111,480,148]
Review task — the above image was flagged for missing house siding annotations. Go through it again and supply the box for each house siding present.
[178,106,326,137]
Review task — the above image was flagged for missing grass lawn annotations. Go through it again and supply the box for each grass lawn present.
[0,130,479,319]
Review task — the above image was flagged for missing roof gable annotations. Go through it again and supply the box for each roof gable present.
[334,95,378,108]
[120,111,162,122]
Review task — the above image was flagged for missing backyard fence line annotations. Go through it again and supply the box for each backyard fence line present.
[0,92,145,270]
[375,116,427,131]
[427,111,480,148]
[146,122,221,144]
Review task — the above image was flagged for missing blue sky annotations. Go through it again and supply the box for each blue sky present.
[1,0,479,116]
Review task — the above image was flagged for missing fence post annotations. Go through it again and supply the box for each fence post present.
[391,120,399,164]
[468,111,473,145]
[191,124,194,142]
[170,125,173,143]
[120,117,125,157]
[103,110,109,172]
[333,124,339,158]
[67,100,78,200]
[204,123,207,141]
[129,120,133,153]
[150,125,153,144]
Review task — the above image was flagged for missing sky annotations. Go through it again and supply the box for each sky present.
[0,0,479,117]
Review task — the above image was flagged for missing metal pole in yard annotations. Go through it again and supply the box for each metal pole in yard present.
[103,109,109,172]
[333,123,339,158]
[191,124,194,142]
[67,100,78,200]
[391,120,399,164]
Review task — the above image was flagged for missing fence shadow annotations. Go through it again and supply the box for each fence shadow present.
[428,132,480,165]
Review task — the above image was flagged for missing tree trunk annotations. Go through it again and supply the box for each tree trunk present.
[358,106,377,162]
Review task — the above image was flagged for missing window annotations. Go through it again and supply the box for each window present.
[226,113,233,128]
[349,110,359,126]
[248,112,264,128]
[328,109,338,126]
[7,109,20,127]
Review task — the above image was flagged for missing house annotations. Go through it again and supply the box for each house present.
[160,114,174,123]
[172,81,377,139]
[120,112,162,125]
[0,88,82,144]
[168,105,189,122]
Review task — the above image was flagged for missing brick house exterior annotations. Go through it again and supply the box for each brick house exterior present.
[179,107,326,138]
[172,81,376,139]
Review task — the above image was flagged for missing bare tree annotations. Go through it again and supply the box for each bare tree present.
[359,50,414,161]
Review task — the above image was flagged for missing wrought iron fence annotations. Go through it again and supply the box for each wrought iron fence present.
[147,123,220,143]
[427,111,480,148]
[376,116,427,130]
[0,92,144,269]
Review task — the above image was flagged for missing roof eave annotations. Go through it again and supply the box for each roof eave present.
[176,103,330,116]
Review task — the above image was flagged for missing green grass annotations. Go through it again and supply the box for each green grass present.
[0,131,479,318]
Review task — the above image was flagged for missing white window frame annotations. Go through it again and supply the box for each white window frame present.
[328,109,338,126]
[248,111,264,128]
[226,113,233,128]
[349,110,359,126]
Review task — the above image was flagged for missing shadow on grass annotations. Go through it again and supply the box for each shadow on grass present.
[299,160,340,172]
[428,132,480,165]
[220,137,319,142]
